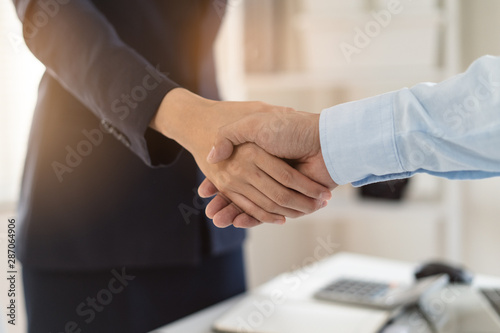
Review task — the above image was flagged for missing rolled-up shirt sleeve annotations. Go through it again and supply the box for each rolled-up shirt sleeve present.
[320,55,500,186]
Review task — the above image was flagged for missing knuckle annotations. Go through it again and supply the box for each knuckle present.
[303,201,318,214]
[278,169,294,186]
[215,170,230,186]
[234,168,253,183]
[304,198,323,214]
[227,160,242,176]
[215,180,230,194]
[273,191,292,207]
[241,145,258,160]
[259,199,279,213]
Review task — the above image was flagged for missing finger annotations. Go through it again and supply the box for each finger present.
[224,179,306,218]
[237,144,331,202]
[212,204,241,228]
[212,147,306,217]
[207,138,234,164]
[207,148,306,218]
[265,159,331,201]
[213,204,262,228]
[252,151,330,214]
[203,176,310,219]
[232,214,263,228]
[207,194,263,228]
[198,178,218,198]
[216,145,321,216]
[205,194,232,219]
[225,190,286,224]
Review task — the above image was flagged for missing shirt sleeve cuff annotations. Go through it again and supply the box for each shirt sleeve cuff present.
[319,91,406,186]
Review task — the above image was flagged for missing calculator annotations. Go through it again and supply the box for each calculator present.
[314,274,448,310]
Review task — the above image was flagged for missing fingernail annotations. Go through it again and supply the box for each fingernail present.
[320,200,328,208]
[207,146,216,162]
[273,219,286,225]
[319,192,331,201]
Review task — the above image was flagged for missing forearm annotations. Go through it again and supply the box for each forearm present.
[321,55,500,186]
[151,88,219,156]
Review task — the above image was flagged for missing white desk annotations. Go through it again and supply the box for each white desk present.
[151,252,500,333]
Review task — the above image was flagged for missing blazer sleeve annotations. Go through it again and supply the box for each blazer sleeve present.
[13,0,183,166]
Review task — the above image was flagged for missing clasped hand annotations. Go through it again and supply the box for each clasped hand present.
[151,88,334,228]
[198,100,338,228]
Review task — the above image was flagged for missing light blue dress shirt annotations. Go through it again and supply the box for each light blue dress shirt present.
[320,55,500,186]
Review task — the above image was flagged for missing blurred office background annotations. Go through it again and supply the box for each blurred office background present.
[214,0,500,287]
[1,0,500,331]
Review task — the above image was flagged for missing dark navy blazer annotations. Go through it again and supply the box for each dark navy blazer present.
[13,0,245,269]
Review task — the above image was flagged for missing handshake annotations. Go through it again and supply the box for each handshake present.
[154,55,500,230]
[194,98,338,229]
[152,87,337,229]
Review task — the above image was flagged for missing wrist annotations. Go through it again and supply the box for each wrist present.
[150,88,217,154]
[310,112,321,156]
[295,111,321,159]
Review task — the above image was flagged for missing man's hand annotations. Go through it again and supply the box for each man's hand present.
[206,109,320,165]
[150,88,331,224]
[198,108,337,228]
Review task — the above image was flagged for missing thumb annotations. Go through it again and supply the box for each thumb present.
[207,117,259,164]
[206,136,236,164]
